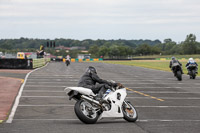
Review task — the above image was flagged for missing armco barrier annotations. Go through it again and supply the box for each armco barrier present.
[0,59,32,69]
[33,58,50,68]
[53,58,103,62]
[70,58,103,62]
[156,58,200,61]
[71,59,75,62]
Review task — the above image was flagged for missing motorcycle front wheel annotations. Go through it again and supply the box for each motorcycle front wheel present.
[74,100,100,124]
[122,101,138,122]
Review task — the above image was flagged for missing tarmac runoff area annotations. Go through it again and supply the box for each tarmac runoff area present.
[1,62,200,133]
[0,69,31,123]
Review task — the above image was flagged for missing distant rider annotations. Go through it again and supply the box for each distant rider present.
[78,66,117,101]
[66,55,71,65]
[66,55,70,61]
[185,58,198,74]
[169,57,184,75]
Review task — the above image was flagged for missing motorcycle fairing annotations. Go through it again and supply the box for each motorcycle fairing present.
[100,88,127,118]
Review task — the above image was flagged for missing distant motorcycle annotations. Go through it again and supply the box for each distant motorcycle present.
[64,82,138,124]
[172,64,182,81]
[187,64,198,79]
[66,60,70,66]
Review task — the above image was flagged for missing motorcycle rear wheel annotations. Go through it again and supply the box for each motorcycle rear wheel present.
[122,101,138,122]
[66,61,70,66]
[74,100,99,124]
[176,71,182,81]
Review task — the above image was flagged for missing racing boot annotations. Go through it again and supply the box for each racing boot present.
[94,94,105,104]
[196,70,198,74]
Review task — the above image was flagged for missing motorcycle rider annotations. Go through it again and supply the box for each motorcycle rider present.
[186,58,198,74]
[66,55,71,65]
[78,66,118,101]
[169,57,184,75]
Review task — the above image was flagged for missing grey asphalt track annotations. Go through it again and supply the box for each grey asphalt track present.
[0,71,28,79]
[1,62,200,133]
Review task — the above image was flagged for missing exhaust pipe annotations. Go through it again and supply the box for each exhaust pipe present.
[81,95,101,106]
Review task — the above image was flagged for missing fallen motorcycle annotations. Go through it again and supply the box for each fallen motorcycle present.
[64,83,138,124]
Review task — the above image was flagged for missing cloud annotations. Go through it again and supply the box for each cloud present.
[0,0,200,41]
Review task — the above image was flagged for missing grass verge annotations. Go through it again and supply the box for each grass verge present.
[101,60,200,76]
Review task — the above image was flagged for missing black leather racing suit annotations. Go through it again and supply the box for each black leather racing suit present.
[78,72,112,98]
[169,59,183,74]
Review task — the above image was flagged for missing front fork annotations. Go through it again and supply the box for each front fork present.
[123,100,132,109]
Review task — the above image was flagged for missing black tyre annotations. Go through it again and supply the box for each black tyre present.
[122,101,138,122]
[191,70,196,79]
[66,61,70,66]
[176,71,182,81]
[74,100,99,124]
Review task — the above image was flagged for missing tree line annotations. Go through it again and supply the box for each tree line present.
[89,34,200,58]
[0,34,200,58]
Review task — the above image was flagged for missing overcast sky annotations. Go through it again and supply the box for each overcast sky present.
[0,0,200,42]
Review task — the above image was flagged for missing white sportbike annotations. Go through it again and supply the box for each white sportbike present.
[64,83,138,124]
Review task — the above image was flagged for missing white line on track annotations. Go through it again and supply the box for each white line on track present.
[135,106,200,108]
[120,78,174,80]
[14,119,79,121]
[127,91,200,93]
[12,119,200,122]
[23,90,64,92]
[138,119,200,122]
[26,79,182,83]
[18,105,74,107]
[27,79,78,81]
[127,83,200,85]
[26,81,78,83]
[127,86,200,89]
[124,83,184,85]
[158,97,200,99]
[118,78,175,80]
[30,75,79,76]
[27,79,175,81]
[21,96,66,98]
[17,105,200,108]
[23,86,196,89]
[6,63,49,123]
[24,90,197,93]
[128,87,182,88]
[25,85,66,87]
[126,97,200,99]
[20,95,200,99]
[24,90,199,93]
[29,77,77,79]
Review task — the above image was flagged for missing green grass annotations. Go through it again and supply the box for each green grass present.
[102,60,200,76]
[133,54,200,59]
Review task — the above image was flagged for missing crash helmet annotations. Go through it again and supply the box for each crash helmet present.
[189,58,194,63]
[86,66,97,74]
[171,56,176,60]
[189,58,194,61]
